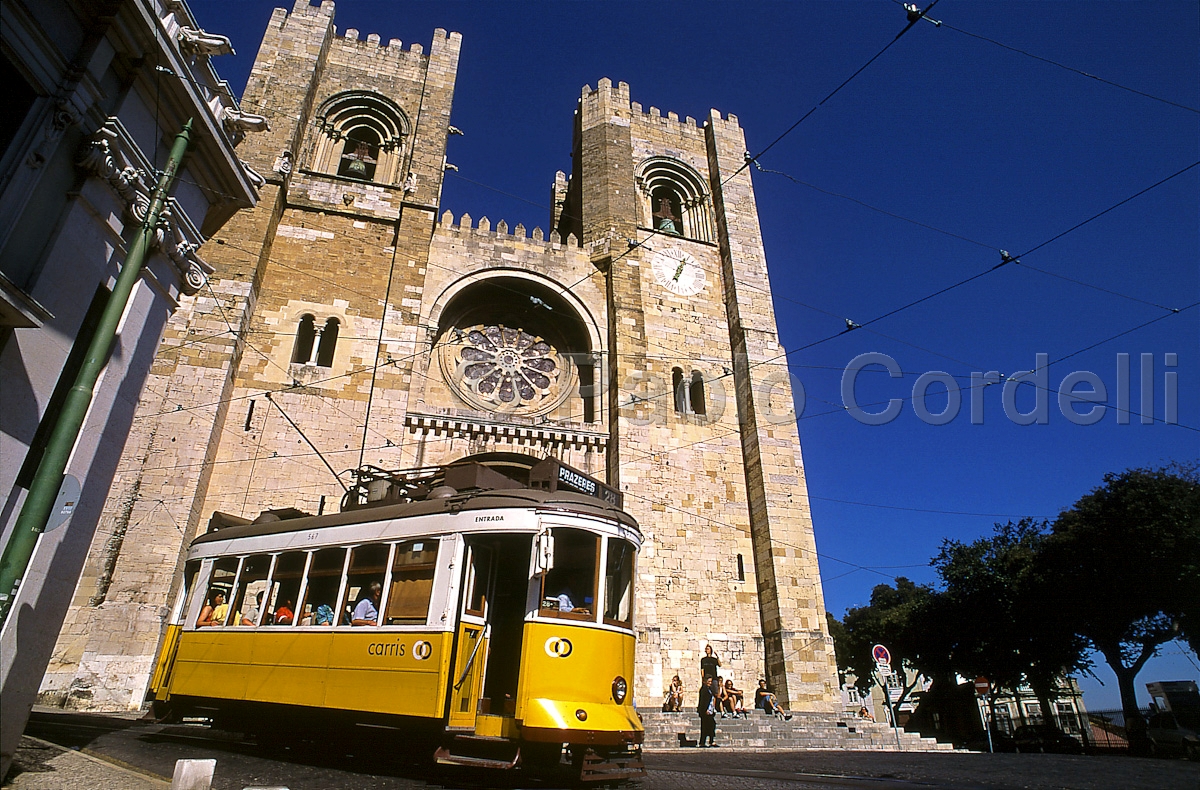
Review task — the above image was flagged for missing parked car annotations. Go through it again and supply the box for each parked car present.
[1146,712,1200,759]
[964,727,1017,753]
[1013,724,1085,754]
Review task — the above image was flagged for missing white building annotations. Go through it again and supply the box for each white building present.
[0,0,258,776]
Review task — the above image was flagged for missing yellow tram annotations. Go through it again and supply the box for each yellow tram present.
[148,455,644,781]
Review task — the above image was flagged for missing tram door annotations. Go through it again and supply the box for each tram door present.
[448,543,492,730]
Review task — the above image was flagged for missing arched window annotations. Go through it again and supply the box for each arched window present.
[636,157,714,242]
[337,127,380,180]
[672,367,687,414]
[292,314,316,364]
[316,318,339,367]
[689,371,706,416]
[309,91,410,185]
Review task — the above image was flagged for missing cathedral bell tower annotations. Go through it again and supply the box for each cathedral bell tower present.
[555,78,839,709]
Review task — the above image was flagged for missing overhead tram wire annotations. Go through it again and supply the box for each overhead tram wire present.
[935,18,1200,115]
[612,159,1200,416]
[725,0,943,189]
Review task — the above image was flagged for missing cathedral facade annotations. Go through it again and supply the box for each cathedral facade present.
[42,0,839,713]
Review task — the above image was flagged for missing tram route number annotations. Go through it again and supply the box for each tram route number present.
[367,639,433,660]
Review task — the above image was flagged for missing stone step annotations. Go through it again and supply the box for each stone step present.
[637,709,956,752]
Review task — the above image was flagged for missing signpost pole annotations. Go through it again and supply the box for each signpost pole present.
[974,677,993,753]
[872,644,903,751]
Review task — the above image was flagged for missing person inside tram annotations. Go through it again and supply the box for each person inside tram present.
[196,590,224,627]
[351,582,382,626]
[273,598,294,625]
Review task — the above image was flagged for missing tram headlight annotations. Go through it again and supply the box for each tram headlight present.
[612,676,628,704]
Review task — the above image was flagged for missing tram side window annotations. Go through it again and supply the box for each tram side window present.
[386,539,439,625]
[340,543,388,626]
[539,529,598,620]
[229,555,271,626]
[299,547,346,626]
[604,538,635,627]
[197,558,238,627]
[176,560,200,625]
[265,552,305,625]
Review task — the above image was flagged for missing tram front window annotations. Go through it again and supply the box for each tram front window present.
[539,528,598,620]
[604,538,635,627]
[299,547,346,625]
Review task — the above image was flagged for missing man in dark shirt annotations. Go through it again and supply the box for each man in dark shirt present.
[700,644,721,682]
[696,676,719,747]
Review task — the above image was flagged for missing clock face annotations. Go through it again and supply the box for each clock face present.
[651,247,706,296]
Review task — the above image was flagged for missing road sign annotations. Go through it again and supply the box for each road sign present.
[974,676,990,695]
[888,687,903,702]
[872,644,891,665]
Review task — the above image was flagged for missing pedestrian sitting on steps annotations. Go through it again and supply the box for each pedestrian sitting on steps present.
[663,675,684,712]
[754,679,792,721]
[724,679,748,718]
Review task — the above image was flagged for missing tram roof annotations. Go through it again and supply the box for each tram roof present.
[191,488,640,547]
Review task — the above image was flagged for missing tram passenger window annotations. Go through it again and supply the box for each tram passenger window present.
[229,555,270,626]
[265,552,305,625]
[386,539,439,625]
[340,543,388,626]
[464,544,492,617]
[604,538,635,627]
[197,558,238,627]
[539,529,598,621]
[298,548,346,626]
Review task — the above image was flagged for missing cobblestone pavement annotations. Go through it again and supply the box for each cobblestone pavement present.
[645,750,1200,790]
[10,711,1199,790]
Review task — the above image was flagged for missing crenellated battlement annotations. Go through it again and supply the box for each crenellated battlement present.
[333,24,461,59]
[579,77,737,135]
[438,210,581,249]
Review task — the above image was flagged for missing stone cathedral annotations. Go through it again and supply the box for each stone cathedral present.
[41,0,839,713]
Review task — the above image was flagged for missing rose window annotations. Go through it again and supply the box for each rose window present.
[453,325,561,408]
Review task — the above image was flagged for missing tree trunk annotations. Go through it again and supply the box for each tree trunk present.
[1112,664,1149,756]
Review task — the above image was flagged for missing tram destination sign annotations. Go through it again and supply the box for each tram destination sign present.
[529,457,622,508]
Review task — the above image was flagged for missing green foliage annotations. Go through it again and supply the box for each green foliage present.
[834,577,947,706]
[1039,462,1200,735]
[934,518,1089,710]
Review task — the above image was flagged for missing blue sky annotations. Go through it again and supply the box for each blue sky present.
[188,1,1198,709]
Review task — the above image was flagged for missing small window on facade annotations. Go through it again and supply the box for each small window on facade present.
[299,547,347,626]
[292,314,316,363]
[265,551,306,626]
[316,318,339,367]
[340,543,388,626]
[539,528,598,621]
[229,555,271,626]
[386,539,439,624]
[689,371,706,416]
[672,368,687,414]
[736,553,745,582]
[338,127,380,180]
[580,361,596,423]
[603,538,634,627]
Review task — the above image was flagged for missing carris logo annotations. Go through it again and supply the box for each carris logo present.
[544,636,573,658]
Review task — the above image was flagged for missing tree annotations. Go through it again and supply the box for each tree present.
[934,519,1090,723]
[1040,463,1200,751]
[835,578,951,711]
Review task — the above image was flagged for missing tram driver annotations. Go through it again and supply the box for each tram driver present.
[351,581,382,626]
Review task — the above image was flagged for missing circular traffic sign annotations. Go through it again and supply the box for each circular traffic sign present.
[974,676,990,694]
[872,644,891,665]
